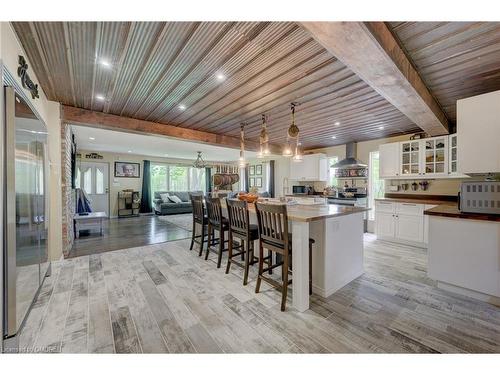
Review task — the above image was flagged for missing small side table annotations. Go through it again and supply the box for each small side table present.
[74,212,107,238]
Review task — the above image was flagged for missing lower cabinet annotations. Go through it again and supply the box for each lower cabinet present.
[375,201,426,247]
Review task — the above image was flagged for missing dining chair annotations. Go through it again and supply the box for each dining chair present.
[225,199,262,285]
[189,193,209,256]
[254,202,314,311]
[205,196,229,268]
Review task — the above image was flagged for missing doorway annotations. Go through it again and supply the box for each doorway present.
[75,161,110,216]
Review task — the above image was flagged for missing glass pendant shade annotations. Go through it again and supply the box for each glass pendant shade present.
[193,151,207,169]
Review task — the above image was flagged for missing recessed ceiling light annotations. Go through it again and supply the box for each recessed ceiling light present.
[178,104,186,110]
[216,73,225,81]
[378,126,385,130]
[100,59,111,67]
[164,153,169,157]
[127,150,132,153]
[331,136,337,139]
[89,137,95,140]
[96,95,105,101]
[334,121,340,126]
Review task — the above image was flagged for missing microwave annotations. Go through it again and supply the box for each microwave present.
[459,181,500,214]
[292,185,309,194]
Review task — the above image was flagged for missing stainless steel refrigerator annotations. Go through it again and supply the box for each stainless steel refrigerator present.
[3,86,50,351]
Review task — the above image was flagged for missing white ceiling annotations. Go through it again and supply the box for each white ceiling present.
[71,125,257,162]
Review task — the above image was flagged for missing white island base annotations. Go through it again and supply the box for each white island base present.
[427,215,500,306]
[304,212,365,299]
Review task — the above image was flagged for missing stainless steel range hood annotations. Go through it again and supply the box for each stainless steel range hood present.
[331,142,367,169]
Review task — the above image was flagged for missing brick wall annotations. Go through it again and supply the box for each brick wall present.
[61,124,75,255]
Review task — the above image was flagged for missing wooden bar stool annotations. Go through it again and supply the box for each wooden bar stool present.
[189,193,209,256]
[205,196,229,268]
[225,199,266,285]
[254,202,314,311]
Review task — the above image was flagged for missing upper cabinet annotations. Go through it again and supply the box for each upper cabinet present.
[457,90,500,174]
[379,143,400,178]
[289,153,328,181]
[379,135,457,179]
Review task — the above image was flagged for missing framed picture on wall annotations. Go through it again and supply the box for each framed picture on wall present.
[114,161,141,178]
[255,177,262,188]
[255,164,262,175]
[249,165,255,175]
[249,177,255,187]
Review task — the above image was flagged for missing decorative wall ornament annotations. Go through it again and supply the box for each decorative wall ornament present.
[17,55,39,99]
[85,152,104,160]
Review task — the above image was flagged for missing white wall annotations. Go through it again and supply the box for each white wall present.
[1,22,63,262]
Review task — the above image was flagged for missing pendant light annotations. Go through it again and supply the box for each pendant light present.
[283,102,299,157]
[193,151,207,169]
[239,122,246,167]
[284,102,302,161]
[257,114,270,159]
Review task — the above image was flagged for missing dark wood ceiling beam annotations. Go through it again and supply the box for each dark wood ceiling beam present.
[300,21,449,136]
[61,105,281,154]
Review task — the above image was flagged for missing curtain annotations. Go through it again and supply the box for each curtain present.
[269,160,275,198]
[140,160,152,213]
[244,164,250,193]
[205,167,212,193]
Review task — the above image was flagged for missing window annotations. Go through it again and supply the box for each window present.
[328,156,339,187]
[368,151,384,220]
[95,167,104,194]
[150,163,206,200]
[83,167,92,194]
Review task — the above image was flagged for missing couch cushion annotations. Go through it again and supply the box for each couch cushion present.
[168,195,183,204]
[161,202,191,209]
[159,193,170,203]
[172,191,189,202]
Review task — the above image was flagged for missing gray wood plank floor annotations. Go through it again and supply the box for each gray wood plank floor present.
[19,234,500,353]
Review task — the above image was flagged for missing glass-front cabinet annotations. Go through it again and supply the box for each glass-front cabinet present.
[400,140,421,176]
[423,136,448,177]
[399,136,449,177]
[448,134,458,175]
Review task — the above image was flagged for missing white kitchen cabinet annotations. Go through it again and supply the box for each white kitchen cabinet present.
[380,136,451,179]
[447,134,468,177]
[375,212,396,238]
[375,200,425,247]
[400,140,422,177]
[395,214,424,243]
[379,143,400,178]
[457,90,500,174]
[289,153,328,181]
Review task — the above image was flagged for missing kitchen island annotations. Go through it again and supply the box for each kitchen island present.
[227,202,369,312]
[425,205,500,306]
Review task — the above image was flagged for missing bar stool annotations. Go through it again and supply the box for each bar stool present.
[189,193,209,256]
[254,202,314,311]
[225,199,267,285]
[205,196,229,268]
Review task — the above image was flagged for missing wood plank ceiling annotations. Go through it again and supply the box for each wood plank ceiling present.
[389,22,500,124]
[12,22,467,149]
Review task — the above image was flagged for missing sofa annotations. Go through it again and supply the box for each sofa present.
[153,191,199,215]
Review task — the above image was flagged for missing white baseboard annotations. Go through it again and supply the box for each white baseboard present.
[312,268,364,298]
[437,281,500,307]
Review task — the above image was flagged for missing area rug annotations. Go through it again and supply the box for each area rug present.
[157,213,193,231]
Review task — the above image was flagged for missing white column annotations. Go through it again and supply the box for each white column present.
[291,220,310,312]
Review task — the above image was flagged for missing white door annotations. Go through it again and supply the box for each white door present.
[395,214,424,243]
[76,161,109,216]
[375,212,396,238]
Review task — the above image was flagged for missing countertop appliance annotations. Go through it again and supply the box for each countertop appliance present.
[459,181,500,214]
[292,185,314,195]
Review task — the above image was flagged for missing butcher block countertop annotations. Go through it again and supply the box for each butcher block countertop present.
[424,205,500,222]
[223,202,370,223]
[375,195,457,206]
